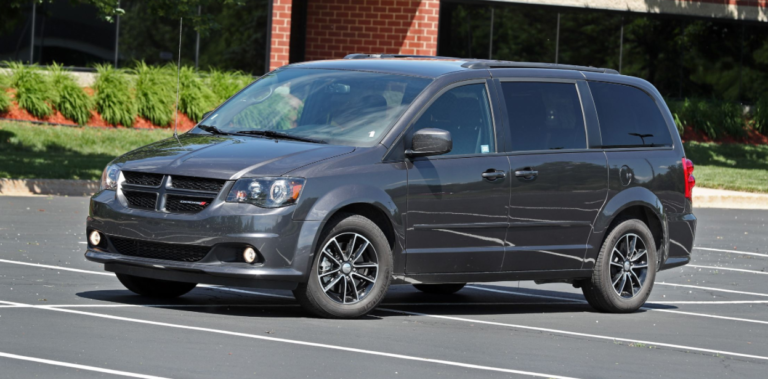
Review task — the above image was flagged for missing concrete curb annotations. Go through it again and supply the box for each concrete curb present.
[0,179,99,197]
[693,187,768,210]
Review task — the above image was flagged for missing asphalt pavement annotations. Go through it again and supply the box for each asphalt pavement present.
[1,195,767,378]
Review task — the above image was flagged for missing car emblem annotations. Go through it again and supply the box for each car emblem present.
[179,200,208,206]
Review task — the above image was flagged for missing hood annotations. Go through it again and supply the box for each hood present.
[114,133,355,179]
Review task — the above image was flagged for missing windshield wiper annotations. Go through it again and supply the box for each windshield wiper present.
[234,130,327,144]
[198,124,231,135]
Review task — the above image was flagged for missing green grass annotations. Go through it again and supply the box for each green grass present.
[684,141,768,193]
[0,120,171,180]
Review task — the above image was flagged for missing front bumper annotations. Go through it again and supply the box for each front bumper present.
[85,190,321,289]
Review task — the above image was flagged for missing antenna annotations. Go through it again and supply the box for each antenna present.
[173,17,183,142]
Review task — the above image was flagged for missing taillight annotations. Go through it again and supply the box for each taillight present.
[682,158,695,201]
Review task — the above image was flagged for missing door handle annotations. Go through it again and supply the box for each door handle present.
[482,170,506,181]
[514,169,538,179]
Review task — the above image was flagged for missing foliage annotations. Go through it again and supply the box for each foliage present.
[206,68,253,104]
[755,96,768,134]
[0,72,10,113]
[178,66,217,122]
[94,64,136,127]
[48,63,93,125]
[684,141,768,193]
[0,120,171,180]
[134,62,176,126]
[4,61,53,118]
[667,98,744,139]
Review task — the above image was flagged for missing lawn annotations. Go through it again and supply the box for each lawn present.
[683,141,768,193]
[0,121,172,180]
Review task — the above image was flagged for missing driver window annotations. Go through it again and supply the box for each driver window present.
[411,83,495,156]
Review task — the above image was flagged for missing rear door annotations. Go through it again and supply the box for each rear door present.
[405,80,510,274]
[495,79,608,271]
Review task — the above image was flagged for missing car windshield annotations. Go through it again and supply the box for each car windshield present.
[199,68,432,147]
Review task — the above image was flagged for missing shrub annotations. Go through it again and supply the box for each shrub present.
[94,64,136,127]
[755,96,768,134]
[178,66,217,122]
[207,68,253,104]
[4,61,53,118]
[48,63,92,125]
[668,98,744,139]
[0,90,10,113]
[134,62,175,127]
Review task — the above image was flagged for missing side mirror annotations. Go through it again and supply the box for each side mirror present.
[406,128,452,157]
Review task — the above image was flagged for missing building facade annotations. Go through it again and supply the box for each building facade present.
[1,0,766,102]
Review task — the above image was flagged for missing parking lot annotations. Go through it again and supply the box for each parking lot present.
[1,195,767,378]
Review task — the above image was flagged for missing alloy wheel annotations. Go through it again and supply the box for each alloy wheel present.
[609,233,649,299]
[316,232,379,304]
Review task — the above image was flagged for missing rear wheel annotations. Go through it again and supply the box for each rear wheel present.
[293,213,392,318]
[116,274,197,298]
[413,283,466,295]
[582,219,657,313]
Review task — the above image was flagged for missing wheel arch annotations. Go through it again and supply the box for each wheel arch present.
[587,187,668,269]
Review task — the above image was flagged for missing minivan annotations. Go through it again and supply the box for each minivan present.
[85,55,697,318]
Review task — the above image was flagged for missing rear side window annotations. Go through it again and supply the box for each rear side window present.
[589,82,673,148]
[501,82,586,152]
[411,83,495,156]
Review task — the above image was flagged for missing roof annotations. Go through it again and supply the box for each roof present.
[285,54,619,78]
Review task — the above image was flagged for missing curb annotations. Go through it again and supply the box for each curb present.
[693,187,768,210]
[0,179,99,197]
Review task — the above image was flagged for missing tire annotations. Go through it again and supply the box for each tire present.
[582,219,657,313]
[293,213,392,318]
[413,283,466,295]
[116,274,197,298]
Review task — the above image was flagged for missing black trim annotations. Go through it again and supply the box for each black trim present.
[406,269,593,284]
[508,221,591,228]
[414,222,508,230]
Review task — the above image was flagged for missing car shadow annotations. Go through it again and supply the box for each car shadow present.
[76,283,678,319]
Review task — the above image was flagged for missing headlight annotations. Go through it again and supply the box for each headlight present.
[226,177,305,208]
[100,163,121,191]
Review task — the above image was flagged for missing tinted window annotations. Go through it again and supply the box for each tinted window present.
[411,84,495,156]
[590,82,673,148]
[501,82,586,151]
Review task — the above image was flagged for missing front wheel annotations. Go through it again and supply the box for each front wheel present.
[116,274,197,298]
[293,213,392,318]
[582,219,657,313]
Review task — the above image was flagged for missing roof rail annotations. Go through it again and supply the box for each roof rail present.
[343,53,458,60]
[461,60,619,74]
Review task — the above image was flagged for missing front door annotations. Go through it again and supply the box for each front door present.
[495,80,608,271]
[405,82,510,274]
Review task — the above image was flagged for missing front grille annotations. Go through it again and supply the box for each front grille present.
[165,194,214,213]
[109,236,210,262]
[123,171,163,187]
[123,190,157,210]
[170,175,226,192]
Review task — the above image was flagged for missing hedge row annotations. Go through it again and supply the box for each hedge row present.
[667,98,768,139]
[0,62,253,127]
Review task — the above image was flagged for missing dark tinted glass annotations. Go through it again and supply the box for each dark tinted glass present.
[590,82,673,148]
[411,84,495,156]
[501,82,586,151]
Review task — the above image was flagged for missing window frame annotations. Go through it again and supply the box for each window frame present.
[492,78,592,155]
[401,79,504,161]
[585,80,676,152]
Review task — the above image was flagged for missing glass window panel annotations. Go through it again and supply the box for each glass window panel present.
[411,84,496,156]
[501,82,586,152]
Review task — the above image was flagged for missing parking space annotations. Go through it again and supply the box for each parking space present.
[2,196,768,378]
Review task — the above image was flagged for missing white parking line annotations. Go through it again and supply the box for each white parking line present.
[657,282,768,298]
[0,259,112,276]
[7,301,578,379]
[695,247,768,258]
[653,300,768,305]
[376,308,768,362]
[0,352,171,379]
[687,264,768,275]
[467,286,768,326]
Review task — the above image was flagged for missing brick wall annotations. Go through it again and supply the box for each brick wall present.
[269,0,293,71]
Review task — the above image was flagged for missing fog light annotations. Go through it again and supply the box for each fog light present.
[243,247,257,263]
[89,231,101,246]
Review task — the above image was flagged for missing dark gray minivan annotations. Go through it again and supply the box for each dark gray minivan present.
[85,56,697,318]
